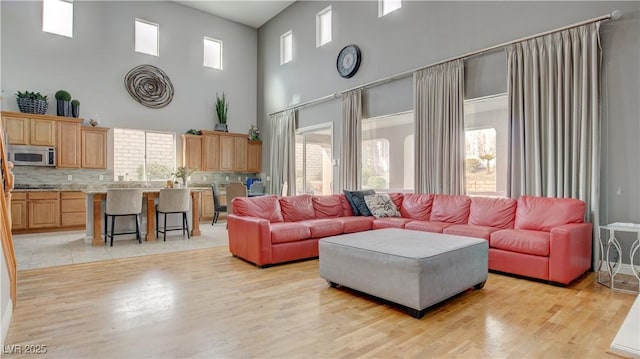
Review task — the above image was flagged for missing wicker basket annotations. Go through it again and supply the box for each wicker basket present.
[17,98,48,115]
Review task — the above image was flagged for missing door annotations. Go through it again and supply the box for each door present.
[295,124,333,195]
[202,134,220,171]
[30,119,56,146]
[57,121,81,168]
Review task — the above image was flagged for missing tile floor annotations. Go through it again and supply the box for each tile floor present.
[13,221,230,270]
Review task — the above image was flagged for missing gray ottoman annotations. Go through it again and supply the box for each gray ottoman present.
[319,228,488,318]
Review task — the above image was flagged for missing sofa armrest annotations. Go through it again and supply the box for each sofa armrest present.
[227,214,272,266]
[549,222,593,284]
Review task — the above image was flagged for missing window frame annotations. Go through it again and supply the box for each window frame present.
[135,18,159,57]
[113,128,176,182]
[280,30,293,65]
[295,122,334,195]
[316,6,332,48]
[42,0,73,38]
[203,36,223,70]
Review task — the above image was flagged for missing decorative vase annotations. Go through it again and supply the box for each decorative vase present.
[214,123,228,132]
[57,100,70,117]
[71,103,80,118]
[181,177,187,187]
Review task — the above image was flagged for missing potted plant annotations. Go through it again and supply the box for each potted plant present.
[172,166,197,187]
[214,92,228,132]
[55,90,72,117]
[71,99,80,118]
[248,125,260,141]
[15,91,48,114]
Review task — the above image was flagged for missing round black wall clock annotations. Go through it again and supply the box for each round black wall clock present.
[336,45,361,78]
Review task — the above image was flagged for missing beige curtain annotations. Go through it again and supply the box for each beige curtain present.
[413,59,465,194]
[507,23,601,268]
[268,110,297,196]
[340,89,362,190]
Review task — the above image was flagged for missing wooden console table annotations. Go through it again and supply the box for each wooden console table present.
[87,189,202,246]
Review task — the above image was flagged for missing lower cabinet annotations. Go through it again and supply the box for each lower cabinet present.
[11,191,86,232]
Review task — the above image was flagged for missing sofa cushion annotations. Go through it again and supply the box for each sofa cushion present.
[343,189,375,216]
[339,194,354,217]
[490,229,550,256]
[444,224,500,240]
[372,217,413,229]
[404,221,454,233]
[387,192,404,209]
[233,195,283,223]
[270,222,311,244]
[364,193,401,218]
[430,194,471,224]
[334,216,373,233]
[399,194,433,221]
[279,195,316,222]
[469,197,517,229]
[299,219,344,238]
[514,195,585,232]
[312,195,344,218]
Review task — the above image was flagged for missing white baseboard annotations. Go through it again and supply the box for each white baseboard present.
[1,299,13,347]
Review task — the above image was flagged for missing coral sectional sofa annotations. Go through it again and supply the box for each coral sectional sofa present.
[227,193,592,285]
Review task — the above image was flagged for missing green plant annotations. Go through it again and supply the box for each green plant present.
[71,99,80,106]
[55,90,72,101]
[215,92,228,124]
[185,129,202,135]
[15,91,47,101]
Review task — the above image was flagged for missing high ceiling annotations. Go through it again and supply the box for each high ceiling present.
[173,1,296,28]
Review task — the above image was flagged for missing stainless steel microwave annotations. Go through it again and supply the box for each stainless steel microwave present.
[7,145,56,166]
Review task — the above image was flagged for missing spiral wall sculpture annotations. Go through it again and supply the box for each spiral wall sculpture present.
[124,64,174,108]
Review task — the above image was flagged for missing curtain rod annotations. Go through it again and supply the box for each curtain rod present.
[268,10,619,117]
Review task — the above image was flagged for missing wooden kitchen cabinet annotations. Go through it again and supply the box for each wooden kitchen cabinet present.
[10,192,27,231]
[81,126,108,169]
[182,134,202,170]
[2,113,56,146]
[27,192,60,229]
[247,141,262,173]
[219,135,234,171]
[60,191,86,227]
[30,119,57,146]
[3,116,29,145]
[201,132,220,171]
[57,120,82,168]
[201,189,214,219]
[233,136,248,172]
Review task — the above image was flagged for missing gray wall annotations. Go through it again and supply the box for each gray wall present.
[258,1,640,265]
[1,1,258,166]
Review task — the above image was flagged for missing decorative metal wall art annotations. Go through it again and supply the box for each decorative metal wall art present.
[124,64,174,108]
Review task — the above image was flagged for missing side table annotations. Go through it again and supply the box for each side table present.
[597,222,640,293]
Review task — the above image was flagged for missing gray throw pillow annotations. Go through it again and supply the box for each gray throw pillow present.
[343,189,375,216]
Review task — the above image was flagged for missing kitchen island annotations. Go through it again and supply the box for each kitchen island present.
[84,189,204,246]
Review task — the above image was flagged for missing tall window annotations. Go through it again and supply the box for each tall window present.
[42,0,73,38]
[464,94,508,196]
[280,30,293,65]
[295,124,333,195]
[361,111,414,191]
[378,0,402,17]
[316,6,332,47]
[203,37,223,70]
[113,129,175,181]
[135,19,159,56]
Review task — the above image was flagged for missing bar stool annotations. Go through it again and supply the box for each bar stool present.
[156,188,191,241]
[104,189,143,247]
[211,182,227,225]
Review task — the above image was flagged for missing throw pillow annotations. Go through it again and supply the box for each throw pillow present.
[343,189,375,216]
[364,193,401,218]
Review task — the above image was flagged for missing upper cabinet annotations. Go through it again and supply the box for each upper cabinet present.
[182,131,261,173]
[3,113,57,146]
[57,120,82,168]
[81,127,108,169]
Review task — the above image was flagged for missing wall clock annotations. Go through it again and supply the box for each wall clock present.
[336,45,361,78]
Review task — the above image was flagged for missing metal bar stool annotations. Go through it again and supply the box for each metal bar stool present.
[211,182,227,224]
[104,189,143,247]
[155,188,191,241]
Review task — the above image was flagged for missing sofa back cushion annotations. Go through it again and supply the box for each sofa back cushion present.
[399,194,433,221]
[312,195,344,218]
[339,194,354,216]
[469,196,517,229]
[279,195,316,222]
[387,193,404,209]
[430,194,471,224]
[514,195,585,232]
[233,195,284,223]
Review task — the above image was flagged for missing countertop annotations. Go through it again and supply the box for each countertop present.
[12,182,225,192]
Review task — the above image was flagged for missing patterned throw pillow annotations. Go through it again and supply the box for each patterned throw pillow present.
[364,193,401,219]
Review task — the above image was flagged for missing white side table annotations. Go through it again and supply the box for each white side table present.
[598,222,640,293]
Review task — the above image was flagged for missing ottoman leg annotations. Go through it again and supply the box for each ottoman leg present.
[407,307,427,319]
[474,280,487,290]
[326,280,339,288]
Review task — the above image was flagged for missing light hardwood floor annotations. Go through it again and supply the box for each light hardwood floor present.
[5,247,637,358]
